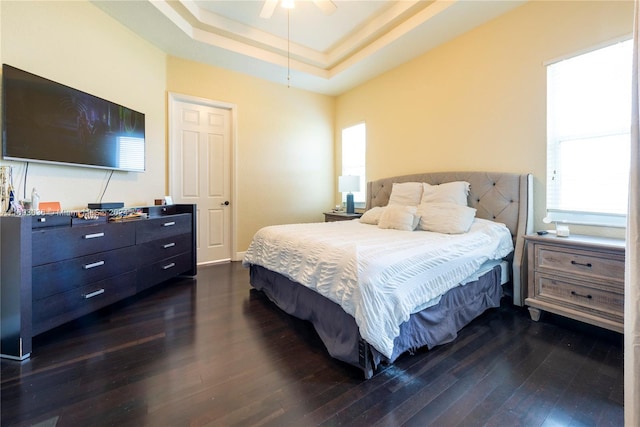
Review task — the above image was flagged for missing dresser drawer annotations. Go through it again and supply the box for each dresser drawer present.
[533,273,624,320]
[31,215,71,229]
[32,221,136,265]
[136,233,192,266]
[32,246,137,300]
[136,214,192,244]
[535,245,624,283]
[136,252,193,292]
[32,271,137,335]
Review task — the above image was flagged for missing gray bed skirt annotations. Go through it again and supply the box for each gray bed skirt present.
[249,264,503,378]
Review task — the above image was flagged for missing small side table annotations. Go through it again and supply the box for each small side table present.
[324,211,362,222]
[524,233,624,333]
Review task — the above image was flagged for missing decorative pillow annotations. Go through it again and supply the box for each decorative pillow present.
[388,182,423,206]
[360,206,385,225]
[417,202,477,234]
[378,205,419,231]
[421,181,470,206]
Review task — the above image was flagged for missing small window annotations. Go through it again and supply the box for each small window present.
[546,39,632,227]
[341,123,366,206]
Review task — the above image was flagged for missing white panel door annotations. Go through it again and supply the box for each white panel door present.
[170,99,231,264]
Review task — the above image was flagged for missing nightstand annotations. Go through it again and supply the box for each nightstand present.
[524,234,625,333]
[324,212,362,222]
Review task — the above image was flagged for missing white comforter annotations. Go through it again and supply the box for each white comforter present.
[242,218,514,358]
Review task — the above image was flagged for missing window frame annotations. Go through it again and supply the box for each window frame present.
[545,37,632,228]
[341,122,366,208]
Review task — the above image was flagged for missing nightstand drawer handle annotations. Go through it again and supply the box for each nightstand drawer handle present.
[163,242,176,249]
[162,262,176,270]
[571,260,592,268]
[83,289,105,299]
[571,291,593,299]
[162,221,176,227]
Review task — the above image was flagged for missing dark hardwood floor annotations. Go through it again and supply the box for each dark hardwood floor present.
[1,262,624,426]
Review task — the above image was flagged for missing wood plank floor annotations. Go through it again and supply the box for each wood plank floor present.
[1,262,624,426]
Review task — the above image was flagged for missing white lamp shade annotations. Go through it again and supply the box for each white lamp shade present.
[339,175,360,193]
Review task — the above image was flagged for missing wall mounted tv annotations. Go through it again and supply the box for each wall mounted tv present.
[2,64,145,172]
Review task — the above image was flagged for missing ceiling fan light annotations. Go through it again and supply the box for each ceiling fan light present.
[281,0,295,9]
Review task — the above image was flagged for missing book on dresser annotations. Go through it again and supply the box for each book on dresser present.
[0,204,197,360]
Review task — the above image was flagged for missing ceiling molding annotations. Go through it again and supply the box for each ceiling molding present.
[91,0,528,95]
[150,0,461,79]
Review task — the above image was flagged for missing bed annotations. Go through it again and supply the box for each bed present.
[243,171,532,378]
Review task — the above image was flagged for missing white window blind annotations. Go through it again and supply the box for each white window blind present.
[341,123,366,205]
[546,39,632,227]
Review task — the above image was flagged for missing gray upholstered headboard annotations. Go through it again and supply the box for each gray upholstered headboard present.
[366,171,533,306]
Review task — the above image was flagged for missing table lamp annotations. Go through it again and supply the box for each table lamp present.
[339,175,360,214]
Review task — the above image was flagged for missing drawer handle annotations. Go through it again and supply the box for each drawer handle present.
[162,221,176,227]
[83,260,105,270]
[83,232,105,239]
[162,262,176,270]
[83,289,105,299]
[163,242,176,249]
[37,217,46,223]
[571,291,593,300]
[571,260,592,268]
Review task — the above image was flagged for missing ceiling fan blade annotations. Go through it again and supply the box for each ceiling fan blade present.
[312,0,337,16]
[260,0,279,19]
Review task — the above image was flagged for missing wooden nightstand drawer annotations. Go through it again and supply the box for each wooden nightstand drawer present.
[534,273,624,318]
[535,245,624,283]
[324,212,362,222]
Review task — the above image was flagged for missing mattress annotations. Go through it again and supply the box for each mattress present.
[243,218,513,358]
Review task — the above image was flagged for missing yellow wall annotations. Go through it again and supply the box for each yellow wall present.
[336,0,633,237]
[0,1,335,253]
[0,0,632,252]
[0,0,167,208]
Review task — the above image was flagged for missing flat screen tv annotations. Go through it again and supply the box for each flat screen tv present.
[2,64,145,172]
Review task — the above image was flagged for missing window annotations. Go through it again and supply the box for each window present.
[341,123,366,206]
[546,39,632,227]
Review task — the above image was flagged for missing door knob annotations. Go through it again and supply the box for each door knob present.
[221,201,230,206]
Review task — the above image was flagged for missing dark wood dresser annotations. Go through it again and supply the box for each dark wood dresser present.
[0,204,196,360]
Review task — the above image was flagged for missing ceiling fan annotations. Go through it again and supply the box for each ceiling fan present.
[260,0,337,19]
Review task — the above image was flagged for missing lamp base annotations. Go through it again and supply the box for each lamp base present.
[346,193,354,214]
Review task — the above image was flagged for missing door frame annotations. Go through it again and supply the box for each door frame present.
[168,92,239,263]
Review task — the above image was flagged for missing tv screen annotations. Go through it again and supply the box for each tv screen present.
[2,64,145,172]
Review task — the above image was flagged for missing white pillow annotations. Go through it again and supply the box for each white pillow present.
[417,202,477,234]
[378,205,419,231]
[421,181,470,206]
[388,182,423,206]
[360,206,385,225]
